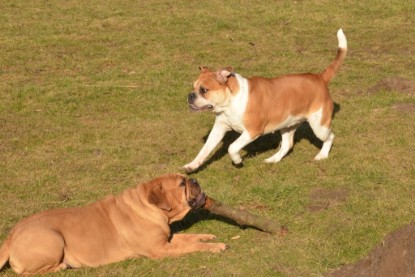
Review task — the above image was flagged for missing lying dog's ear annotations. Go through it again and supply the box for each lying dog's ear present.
[148,183,172,211]
[199,66,210,73]
[216,67,235,84]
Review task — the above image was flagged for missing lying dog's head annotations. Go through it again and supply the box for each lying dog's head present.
[146,174,206,223]
[187,66,238,112]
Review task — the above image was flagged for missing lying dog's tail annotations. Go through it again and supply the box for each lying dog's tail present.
[321,28,347,83]
[0,236,11,271]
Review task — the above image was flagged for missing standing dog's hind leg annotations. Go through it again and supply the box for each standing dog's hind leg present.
[308,109,334,161]
[264,128,297,163]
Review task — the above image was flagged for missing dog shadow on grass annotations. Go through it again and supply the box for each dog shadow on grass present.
[170,208,263,234]
[188,103,340,173]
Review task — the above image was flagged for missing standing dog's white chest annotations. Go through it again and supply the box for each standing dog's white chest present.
[218,74,249,133]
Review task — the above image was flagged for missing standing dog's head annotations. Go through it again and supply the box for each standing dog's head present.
[187,66,238,112]
[146,174,206,223]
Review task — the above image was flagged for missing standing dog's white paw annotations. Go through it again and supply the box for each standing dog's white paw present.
[314,153,328,161]
[183,161,201,172]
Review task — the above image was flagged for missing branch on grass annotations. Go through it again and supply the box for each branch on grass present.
[202,196,287,235]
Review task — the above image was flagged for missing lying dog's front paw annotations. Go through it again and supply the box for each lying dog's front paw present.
[198,234,217,242]
[210,243,229,253]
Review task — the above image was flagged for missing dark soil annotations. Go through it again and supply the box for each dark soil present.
[326,220,415,277]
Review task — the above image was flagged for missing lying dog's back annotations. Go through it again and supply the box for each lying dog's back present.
[0,174,227,275]
[2,190,153,271]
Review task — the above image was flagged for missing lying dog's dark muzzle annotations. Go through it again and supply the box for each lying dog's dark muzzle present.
[188,178,206,209]
[188,192,206,209]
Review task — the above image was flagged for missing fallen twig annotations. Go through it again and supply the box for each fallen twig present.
[202,196,287,235]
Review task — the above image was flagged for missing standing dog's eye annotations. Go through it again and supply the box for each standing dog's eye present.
[199,87,208,94]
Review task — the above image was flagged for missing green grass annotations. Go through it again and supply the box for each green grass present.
[1,0,415,276]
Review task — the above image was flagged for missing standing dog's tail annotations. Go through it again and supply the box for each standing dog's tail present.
[321,28,347,83]
[0,236,11,272]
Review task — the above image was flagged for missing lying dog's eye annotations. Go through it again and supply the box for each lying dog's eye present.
[199,87,208,94]
[179,179,186,187]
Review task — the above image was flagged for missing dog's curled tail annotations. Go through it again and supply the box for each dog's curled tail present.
[0,236,11,271]
[321,28,347,83]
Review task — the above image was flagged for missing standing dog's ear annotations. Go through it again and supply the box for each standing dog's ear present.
[148,183,172,211]
[216,67,235,84]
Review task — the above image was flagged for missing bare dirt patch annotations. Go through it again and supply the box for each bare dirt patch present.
[326,220,415,277]
[308,187,349,212]
[368,77,415,114]
[368,77,415,95]
[393,103,415,114]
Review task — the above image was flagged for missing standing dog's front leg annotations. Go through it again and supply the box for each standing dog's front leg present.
[228,131,257,165]
[183,120,230,172]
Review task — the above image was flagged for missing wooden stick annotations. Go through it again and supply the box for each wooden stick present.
[202,196,287,235]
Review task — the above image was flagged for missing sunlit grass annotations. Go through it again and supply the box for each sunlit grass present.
[1,0,414,276]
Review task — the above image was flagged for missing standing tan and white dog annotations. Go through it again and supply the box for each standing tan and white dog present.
[184,29,347,172]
